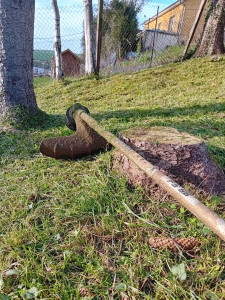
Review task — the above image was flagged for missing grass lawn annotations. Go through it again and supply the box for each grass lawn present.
[0,57,225,299]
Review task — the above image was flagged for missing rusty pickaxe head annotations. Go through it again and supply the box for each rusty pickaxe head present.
[39,103,108,159]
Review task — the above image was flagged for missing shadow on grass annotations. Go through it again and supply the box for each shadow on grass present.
[0,110,68,162]
[11,101,225,134]
[2,101,224,163]
[207,145,225,171]
[94,102,225,121]
[9,109,65,131]
[92,104,225,169]
[93,102,225,139]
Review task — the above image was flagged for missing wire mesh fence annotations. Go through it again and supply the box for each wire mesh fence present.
[34,0,210,78]
[34,4,85,77]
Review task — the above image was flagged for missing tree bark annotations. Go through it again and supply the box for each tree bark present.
[182,0,208,60]
[113,127,225,195]
[195,0,225,57]
[96,0,103,75]
[52,0,63,80]
[83,0,96,75]
[0,0,38,121]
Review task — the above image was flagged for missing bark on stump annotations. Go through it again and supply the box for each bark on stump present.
[112,127,225,195]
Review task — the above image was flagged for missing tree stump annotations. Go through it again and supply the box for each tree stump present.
[112,127,225,195]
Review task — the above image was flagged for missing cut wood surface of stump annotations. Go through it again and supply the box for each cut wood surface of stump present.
[112,127,225,195]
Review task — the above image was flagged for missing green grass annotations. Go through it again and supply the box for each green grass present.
[0,57,225,299]
[108,45,195,75]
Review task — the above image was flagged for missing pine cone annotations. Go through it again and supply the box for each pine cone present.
[148,237,200,252]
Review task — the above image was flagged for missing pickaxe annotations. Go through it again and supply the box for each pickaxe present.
[40,103,225,242]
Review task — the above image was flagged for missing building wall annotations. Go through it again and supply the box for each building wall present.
[62,52,82,77]
[144,0,209,43]
[141,30,179,52]
[51,51,84,78]
[181,0,209,42]
[144,3,184,34]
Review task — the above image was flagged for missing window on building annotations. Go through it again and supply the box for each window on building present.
[168,16,175,32]
[158,23,162,30]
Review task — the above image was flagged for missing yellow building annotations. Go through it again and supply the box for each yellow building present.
[144,0,208,43]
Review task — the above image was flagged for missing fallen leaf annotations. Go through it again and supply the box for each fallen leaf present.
[171,263,187,281]
[23,287,38,299]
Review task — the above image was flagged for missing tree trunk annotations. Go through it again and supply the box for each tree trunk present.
[83,0,96,75]
[0,0,38,121]
[52,0,63,80]
[96,0,103,75]
[195,0,225,57]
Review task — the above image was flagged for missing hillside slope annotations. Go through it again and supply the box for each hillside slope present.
[0,58,225,299]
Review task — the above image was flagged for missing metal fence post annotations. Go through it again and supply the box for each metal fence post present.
[150,5,159,68]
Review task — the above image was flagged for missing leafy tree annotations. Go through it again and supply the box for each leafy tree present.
[0,0,38,121]
[101,0,139,59]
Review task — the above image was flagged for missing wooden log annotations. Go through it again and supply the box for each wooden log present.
[112,127,225,195]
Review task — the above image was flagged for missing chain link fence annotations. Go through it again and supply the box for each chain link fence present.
[34,0,209,77]
[34,4,85,77]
